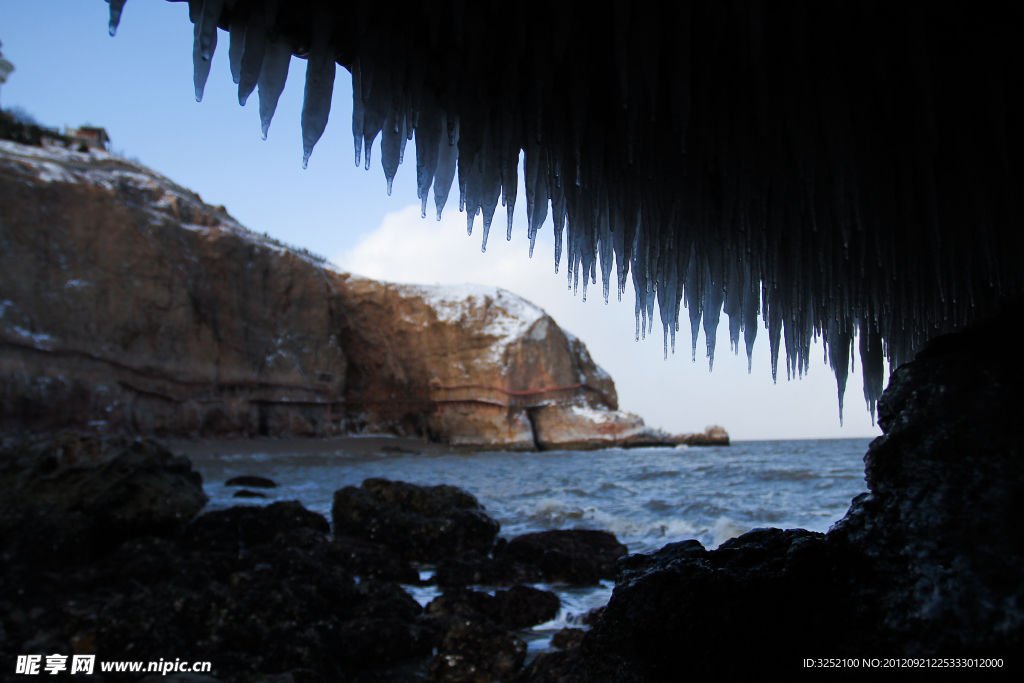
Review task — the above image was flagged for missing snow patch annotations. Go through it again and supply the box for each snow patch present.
[8,326,57,348]
[570,404,616,424]
[398,283,547,356]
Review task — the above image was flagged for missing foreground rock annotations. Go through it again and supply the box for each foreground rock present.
[0,140,720,449]
[428,617,528,683]
[0,437,442,682]
[332,478,501,562]
[502,530,628,585]
[427,586,561,630]
[0,432,207,562]
[583,305,1024,678]
[433,530,628,588]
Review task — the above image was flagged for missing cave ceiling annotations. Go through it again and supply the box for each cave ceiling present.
[107,0,1022,418]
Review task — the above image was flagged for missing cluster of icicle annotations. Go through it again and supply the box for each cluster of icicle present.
[107,0,1021,423]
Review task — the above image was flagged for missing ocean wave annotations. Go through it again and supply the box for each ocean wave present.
[511,499,699,547]
[628,469,682,482]
[752,469,820,482]
[710,517,750,547]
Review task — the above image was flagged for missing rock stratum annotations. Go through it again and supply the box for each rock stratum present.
[0,140,726,449]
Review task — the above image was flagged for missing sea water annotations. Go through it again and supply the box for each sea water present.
[187,438,872,658]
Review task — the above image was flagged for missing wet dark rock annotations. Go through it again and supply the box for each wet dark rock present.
[583,305,1024,679]
[334,617,437,669]
[332,478,500,562]
[1,489,436,682]
[232,489,267,498]
[494,585,562,630]
[583,528,851,680]
[427,587,498,621]
[501,530,628,585]
[427,585,560,630]
[428,617,527,682]
[225,475,279,488]
[510,648,589,683]
[550,627,586,650]
[433,556,543,588]
[183,501,331,552]
[0,432,207,553]
[827,303,1024,657]
[332,535,421,584]
[349,580,425,622]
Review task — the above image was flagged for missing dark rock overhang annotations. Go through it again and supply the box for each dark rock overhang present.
[107,0,1022,419]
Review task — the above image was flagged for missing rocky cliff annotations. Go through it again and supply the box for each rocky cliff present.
[0,140,721,448]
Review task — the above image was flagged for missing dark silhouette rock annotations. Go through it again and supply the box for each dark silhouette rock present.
[0,432,207,560]
[583,530,852,680]
[502,530,628,585]
[183,501,330,552]
[550,627,586,650]
[510,648,590,683]
[494,585,562,630]
[433,556,543,587]
[428,617,527,682]
[225,475,279,488]
[232,489,267,498]
[332,478,500,562]
[583,305,1024,678]
[333,617,437,669]
[427,586,561,631]
[331,535,421,584]
[1,493,437,682]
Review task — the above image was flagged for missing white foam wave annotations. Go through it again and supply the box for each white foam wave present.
[514,499,699,548]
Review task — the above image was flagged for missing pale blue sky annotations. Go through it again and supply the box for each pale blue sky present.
[0,1,885,440]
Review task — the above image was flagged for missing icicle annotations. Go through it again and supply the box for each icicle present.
[198,0,224,62]
[257,34,290,139]
[238,4,267,105]
[106,0,127,37]
[352,59,364,167]
[433,115,459,220]
[828,322,853,425]
[381,108,403,194]
[685,247,702,361]
[859,318,885,424]
[415,102,442,218]
[743,283,759,373]
[300,9,335,169]
[228,11,244,85]
[192,15,216,102]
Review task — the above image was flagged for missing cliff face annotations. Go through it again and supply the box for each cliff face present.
[0,140,661,448]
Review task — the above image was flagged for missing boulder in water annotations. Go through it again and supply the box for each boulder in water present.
[225,475,279,488]
[332,478,500,562]
[501,529,628,585]
[427,585,561,630]
[183,500,330,552]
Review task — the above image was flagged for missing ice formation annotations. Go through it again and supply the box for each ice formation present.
[107,0,1022,421]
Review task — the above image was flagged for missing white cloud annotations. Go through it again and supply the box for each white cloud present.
[335,202,884,441]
